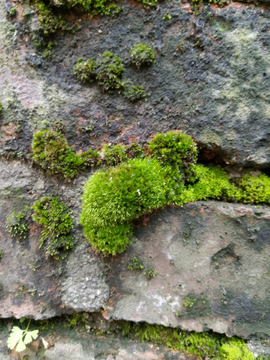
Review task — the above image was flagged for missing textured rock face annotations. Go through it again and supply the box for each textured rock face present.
[1,0,270,345]
[105,201,270,339]
[0,158,109,319]
[1,2,270,166]
[1,158,270,338]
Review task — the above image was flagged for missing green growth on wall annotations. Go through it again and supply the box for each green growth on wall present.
[80,131,270,255]
[31,129,100,179]
[80,157,169,255]
[6,209,29,240]
[129,43,155,68]
[74,52,148,101]
[121,322,255,360]
[74,52,125,92]
[104,144,127,166]
[32,197,74,259]
[124,85,146,102]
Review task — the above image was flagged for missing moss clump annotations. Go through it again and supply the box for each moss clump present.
[73,58,96,83]
[219,338,255,360]
[74,52,125,92]
[127,257,144,270]
[124,85,146,102]
[81,131,270,255]
[6,210,29,240]
[104,144,127,166]
[130,43,155,68]
[80,158,169,255]
[0,250,4,260]
[144,268,157,278]
[31,129,100,179]
[35,1,67,35]
[96,51,125,92]
[234,174,270,203]
[32,197,74,259]
[121,322,254,360]
[148,131,198,178]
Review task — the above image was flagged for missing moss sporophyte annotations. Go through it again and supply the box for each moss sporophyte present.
[80,130,270,255]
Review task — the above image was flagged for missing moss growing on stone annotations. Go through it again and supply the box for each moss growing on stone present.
[121,322,254,360]
[32,197,74,259]
[219,337,255,360]
[81,131,270,255]
[0,250,4,260]
[31,129,100,179]
[234,174,270,204]
[124,85,146,102]
[74,52,125,92]
[104,143,127,166]
[6,210,29,240]
[130,43,155,68]
[80,157,169,255]
[148,131,198,178]
[73,58,97,83]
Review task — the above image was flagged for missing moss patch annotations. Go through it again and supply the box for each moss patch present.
[31,129,100,179]
[80,131,270,255]
[32,196,74,259]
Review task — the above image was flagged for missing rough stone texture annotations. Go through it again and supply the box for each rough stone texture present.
[105,201,270,339]
[1,1,270,166]
[0,324,196,360]
[0,158,109,319]
[1,0,270,346]
[2,157,270,338]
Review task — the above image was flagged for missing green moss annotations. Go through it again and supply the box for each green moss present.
[6,210,29,240]
[75,52,125,92]
[183,297,197,308]
[148,131,198,178]
[80,130,270,255]
[80,157,169,255]
[219,338,255,360]
[73,58,96,83]
[124,85,146,102]
[130,43,155,68]
[127,257,144,270]
[104,143,127,166]
[234,174,270,203]
[35,1,67,35]
[32,197,74,259]
[122,322,254,360]
[31,129,100,179]
[144,268,157,278]
[0,250,4,260]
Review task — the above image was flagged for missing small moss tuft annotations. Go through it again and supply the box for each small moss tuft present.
[6,210,29,240]
[124,85,146,102]
[31,129,100,179]
[127,257,144,270]
[73,58,96,83]
[74,52,125,92]
[32,197,74,259]
[130,43,155,68]
[104,143,127,166]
